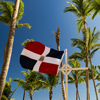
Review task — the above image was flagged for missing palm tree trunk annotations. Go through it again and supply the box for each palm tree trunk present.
[23,90,26,100]
[54,27,66,100]
[23,70,28,100]
[75,71,80,100]
[75,83,78,100]
[75,83,80,100]
[77,87,81,100]
[89,51,99,100]
[49,87,53,100]
[30,91,33,100]
[0,0,20,99]
[83,17,89,100]
[75,71,78,100]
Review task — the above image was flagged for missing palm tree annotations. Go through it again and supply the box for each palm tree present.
[1,78,19,100]
[90,65,100,93]
[22,69,28,100]
[95,65,100,93]
[40,73,59,100]
[13,70,45,100]
[2,78,12,100]
[68,59,85,100]
[64,1,93,99]
[95,65,100,81]
[88,27,100,100]
[96,83,100,93]
[70,27,100,100]
[0,0,31,99]
[0,1,31,28]
[53,27,66,100]
[91,0,100,20]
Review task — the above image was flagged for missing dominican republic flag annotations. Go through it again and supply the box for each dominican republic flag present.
[20,41,64,75]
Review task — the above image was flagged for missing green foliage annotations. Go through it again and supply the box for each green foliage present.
[1,78,16,100]
[46,74,59,88]
[91,0,100,19]
[16,23,31,29]
[68,59,85,84]
[0,0,31,29]
[69,52,85,61]
[0,1,14,25]
[76,19,84,33]
[21,39,34,46]
[68,59,81,68]
[1,95,8,100]
[88,66,98,79]
[2,78,12,99]
[95,65,100,81]
[96,81,100,93]
[69,26,100,61]
[64,0,93,33]
[13,70,46,98]
[98,89,100,93]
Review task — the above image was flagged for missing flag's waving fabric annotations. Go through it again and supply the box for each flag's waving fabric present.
[20,41,64,75]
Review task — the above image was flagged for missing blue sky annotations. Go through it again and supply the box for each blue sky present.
[0,0,100,100]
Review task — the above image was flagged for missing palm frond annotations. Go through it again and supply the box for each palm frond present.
[96,83,100,87]
[68,59,81,68]
[78,77,85,83]
[76,18,84,33]
[91,44,100,50]
[64,1,81,17]
[76,45,85,51]
[16,23,31,29]
[21,71,28,77]
[91,31,100,44]
[90,47,100,58]
[13,78,26,88]
[71,38,85,47]
[21,39,34,46]
[0,8,3,11]
[0,14,10,25]
[92,10,99,20]
[0,0,30,29]
[68,75,75,82]
[68,81,75,84]
[92,0,100,19]
[47,74,59,87]
[69,52,84,61]
[0,1,14,23]
[92,26,96,37]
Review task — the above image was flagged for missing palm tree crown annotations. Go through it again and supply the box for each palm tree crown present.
[70,27,100,59]
[0,0,31,28]
[91,0,100,19]
[13,70,46,100]
[64,0,92,33]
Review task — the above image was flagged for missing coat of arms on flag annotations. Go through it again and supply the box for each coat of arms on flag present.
[20,41,64,75]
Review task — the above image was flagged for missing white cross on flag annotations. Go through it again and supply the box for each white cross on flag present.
[20,41,64,75]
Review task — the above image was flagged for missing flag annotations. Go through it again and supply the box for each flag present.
[20,41,64,75]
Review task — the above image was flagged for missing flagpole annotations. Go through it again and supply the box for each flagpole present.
[65,49,68,100]
[59,49,89,100]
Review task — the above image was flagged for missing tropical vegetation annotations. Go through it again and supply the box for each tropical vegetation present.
[0,0,31,99]
[1,78,19,100]
[13,70,46,100]
[68,59,85,100]
[1,0,100,100]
